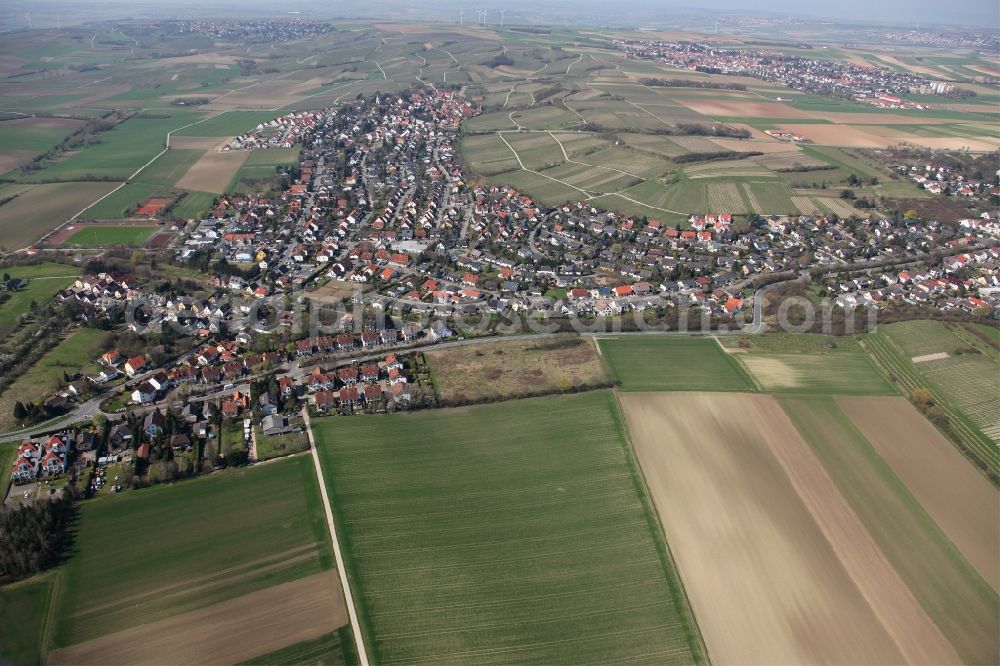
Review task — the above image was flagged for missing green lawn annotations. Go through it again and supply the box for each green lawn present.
[50,456,333,649]
[599,336,755,392]
[0,262,80,336]
[779,396,998,665]
[0,577,54,666]
[313,391,707,665]
[737,352,896,395]
[241,627,358,666]
[64,225,156,246]
[255,426,309,461]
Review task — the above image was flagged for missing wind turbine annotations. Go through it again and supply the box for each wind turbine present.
[479,8,487,27]
[459,7,464,26]
[498,9,505,29]
[25,13,32,30]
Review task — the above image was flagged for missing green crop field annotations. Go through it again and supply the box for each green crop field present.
[0,262,80,336]
[176,111,283,137]
[881,319,969,357]
[599,336,755,391]
[64,225,156,246]
[313,391,707,665]
[242,627,358,666]
[779,396,999,665]
[19,113,203,182]
[246,146,302,166]
[0,577,54,666]
[737,352,896,395]
[172,190,218,220]
[50,456,333,649]
[80,181,171,219]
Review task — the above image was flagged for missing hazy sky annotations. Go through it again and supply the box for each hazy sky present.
[6,0,1000,29]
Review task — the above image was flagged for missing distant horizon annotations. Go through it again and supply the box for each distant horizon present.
[2,0,998,32]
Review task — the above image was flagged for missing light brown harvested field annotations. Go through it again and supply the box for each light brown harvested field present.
[621,391,958,665]
[676,98,812,118]
[811,112,952,125]
[838,396,1000,591]
[169,135,231,150]
[707,136,796,153]
[781,124,895,148]
[0,182,120,250]
[207,77,329,110]
[48,570,347,666]
[175,149,250,193]
[428,336,609,402]
[965,63,1000,78]
[902,136,1000,152]
[139,52,239,67]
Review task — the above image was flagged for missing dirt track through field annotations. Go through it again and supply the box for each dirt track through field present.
[620,392,959,665]
[839,396,1000,590]
[48,570,347,665]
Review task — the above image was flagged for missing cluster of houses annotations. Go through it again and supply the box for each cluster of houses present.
[613,38,928,105]
[831,246,1000,312]
[305,353,413,412]
[895,163,1000,202]
[173,19,332,42]
[10,435,69,483]
[227,110,322,151]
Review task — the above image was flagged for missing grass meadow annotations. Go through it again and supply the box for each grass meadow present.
[50,456,333,649]
[0,577,54,666]
[599,336,755,392]
[313,391,707,665]
[0,262,80,336]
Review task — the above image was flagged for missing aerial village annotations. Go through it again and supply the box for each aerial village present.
[7,86,999,499]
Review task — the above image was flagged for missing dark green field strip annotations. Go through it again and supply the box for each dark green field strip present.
[0,577,54,666]
[241,627,359,666]
[314,391,706,665]
[863,332,999,477]
[52,456,333,648]
[599,336,755,392]
[779,396,999,665]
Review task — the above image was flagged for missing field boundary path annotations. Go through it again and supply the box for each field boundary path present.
[301,406,371,666]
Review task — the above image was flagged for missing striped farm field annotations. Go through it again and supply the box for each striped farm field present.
[312,391,707,665]
[737,352,896,395]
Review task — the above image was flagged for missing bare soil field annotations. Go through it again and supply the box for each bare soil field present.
[838,396,999,591]
[428,336,609,403]
[169,136,231,150]
[708,136,796,153]
[0,149,36,172]
[620,391,958,665]
[305,279,368,304]
[208,77,329,110]
[176,149,250,193]
[782,124,895,148]
[676,99,812,118]
[48,570,347,666]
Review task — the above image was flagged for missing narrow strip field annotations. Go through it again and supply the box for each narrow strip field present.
[780,396,997,665]
[838,396,999,590]
[620,392,927,664]
[312,391,706,665]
